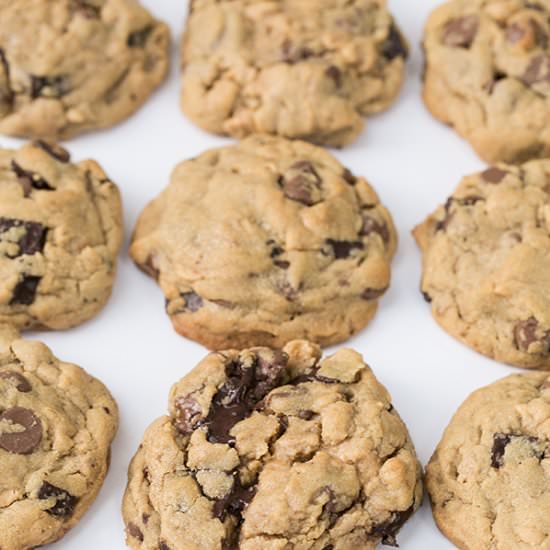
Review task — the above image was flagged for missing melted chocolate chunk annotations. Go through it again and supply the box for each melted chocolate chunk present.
[0,217,47,256]
[491,432,546,469]
[128,26,153,47]
[205,351,287,444]
[33,140,71,163]
[360,215,390,244]
[10,275,41,305]
[0,407,42,454]
[326,239,364,259]
[213,475,256,522]
[38,482,78,517]
[127,522,144,542]
[361,287,388,300]
[174,396,202,435]
[342,168,357,185]
[523,54,550,86]
[482,167,507,184]
[0,371,32,392]
[11,160,54,193]
[279,161,322,206]
[30,75,70,99]
[181,291,203,312]
[370,505,414,547]
[325,65,343,87]
[382,24,408,60]
[514,317,550,353]
[274,260,290,269]
[442,16,479,48]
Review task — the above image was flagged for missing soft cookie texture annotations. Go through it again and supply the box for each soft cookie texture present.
[427,372,550,550]
[0,326,118,550]
[181,0,408,147]
[123,340,423,550]
[423,0,550,164]
[0,0,170,140]
[414,159,550,369]
[130,135,397,350]
[0,141,123,330]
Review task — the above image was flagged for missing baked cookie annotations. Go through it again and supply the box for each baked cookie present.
[0,141,123,330]
[414,159,550,369]
[427,372,550,550]
[423,0,550,164]
[123,340,423,550]
[0,0,169,140]
[130,135,397,350]
[181,0,408,147]
[0,326,118,550]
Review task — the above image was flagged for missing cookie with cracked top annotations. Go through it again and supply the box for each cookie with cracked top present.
[414,159,550,369]
[0,0,169,140]
[181,0,408,147]
[423,0,550,163]
[427,372,550,550]
[122,340,423,550]
[0,326,118,550]
[130,135,397,350]
[0,141,122,330]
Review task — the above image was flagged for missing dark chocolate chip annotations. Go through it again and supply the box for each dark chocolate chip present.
[342,168,357,185]
[0,407,42,454]
[298,410,315,420]
[72,0,101,18]
[322,546,334,550]
[0,371,32,392]
[442,16,479,48]
[10,275,41,305]
[33,140,71,163]
[142,513,150,524]
[326,239,364,259]
[360,215,390,244]
[325,65,343,87]
[128,26,153,47]
[422,291,432,303]
[0,217,47,256]
[458,195,484,206]
[435,198,454,232]
[514,317,550,353]
[30,75,70,99]
[38,482,78,517]
[491,432,546,469]
[180,291,203,312]
[270,246,284,258]
[159,542,170,550]
[11,160,54,193]
[213,474,256,522]
[481,167,507,184]
[361,287,388,300]
[485,71,507,94]
[370,505,414,547]
[382,24,408,60]
[274,260,290,269]
[279,161,322,206]
[174,396,202,435]
[523,54,550,86]
[127,522,144,542]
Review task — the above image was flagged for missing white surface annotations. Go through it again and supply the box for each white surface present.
[0,1,519,548]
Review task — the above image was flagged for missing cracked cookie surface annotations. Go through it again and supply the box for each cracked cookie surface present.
[122,340,422,550]
[414,159,550,369]
[130,135,397,350]
[423,0,550,163]
[181,0,408,147]
[0,326,118,550]
[427,372,550,550]
[0,0,169,140]
[0,141,123,330]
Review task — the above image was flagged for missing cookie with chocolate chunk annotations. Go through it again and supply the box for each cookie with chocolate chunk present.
[181,0,408,147]
[423,0,550,163]
[122,340,422,550]
[427,372,550,549]
[130,135,397,350]
[0,0,169,140]
[414,159,550,369]
[0,326,118,550]
[0,141,122,330]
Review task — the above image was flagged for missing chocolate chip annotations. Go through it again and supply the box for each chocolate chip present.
[361,287,388,300]
[523,54,550,86]
[322,546,334,550]
[481,167,507,184]
[174,396,202,435]
[279,161,322,206]
[128,26,153,47]
[0,371,32,392]
[0,407,42,454]
[33,140,70,163]
[514,317,550,353]
[370,505,414,547]
[30,75,70,99]
[142,513,150,524]
[360,215,390,244]
[159,542,170,550]
[422,291,432,303]
[138,256,160,280]
[0,217,47,256]
[325,65,343,87]
[442,16,479,48]
[180,291,203,312]
[72,0,100,18]
[281,40,314,63]
[342,168,357,185]
[326,239,364,259]
[510,19,549,48]
[10,275,41,305]
[435,198,454,232]
[127,522,144,542]
[38,482,78,517]
[0,49,14,105]
[382,24,408,60]
[213,474,256,522]
[491,432,546,469]
[485,71,507,94]
[270,245,284,258]
[458,195,484,206]
[298,410,315,420]
[274,260,290,269]
[11,160,54,193]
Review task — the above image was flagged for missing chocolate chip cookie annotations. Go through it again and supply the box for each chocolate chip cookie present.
[0,141,123,330]
[181,0,408,147]
[414,159,550,369]
[123,340,423,550]
[0,0,169,140]
[423,0,550,163]
[427,372,550,549]
[130,135,397,350]
[0,325,118,550]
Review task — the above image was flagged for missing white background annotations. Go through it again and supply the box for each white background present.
[0,1,519,548]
